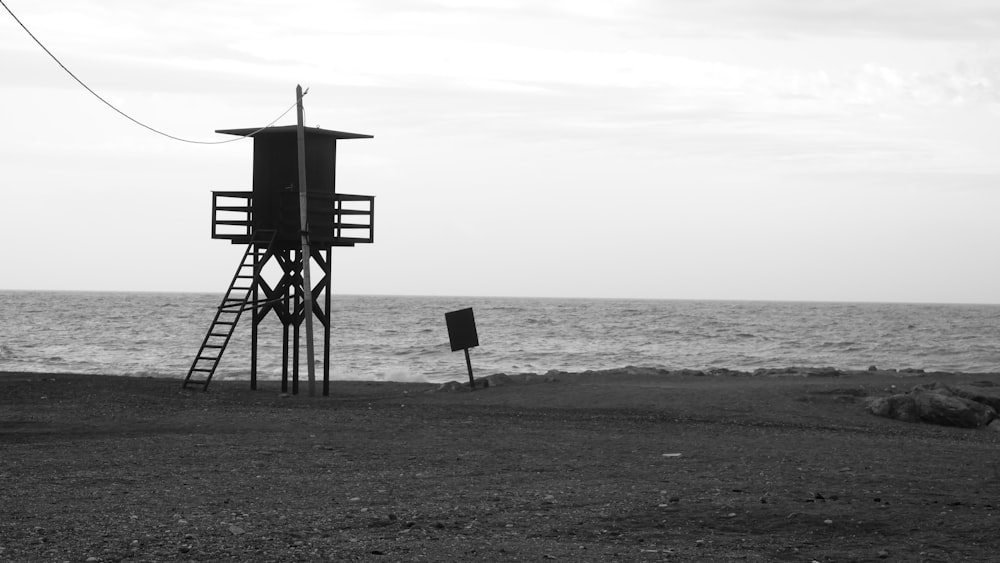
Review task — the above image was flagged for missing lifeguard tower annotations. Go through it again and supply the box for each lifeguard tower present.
[182,120,374,395]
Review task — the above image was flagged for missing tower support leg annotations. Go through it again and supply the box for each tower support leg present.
[292,249,302,395]
[251,242,261,391]
[323,247,332,396]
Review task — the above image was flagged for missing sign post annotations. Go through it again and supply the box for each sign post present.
[445,307,479,389]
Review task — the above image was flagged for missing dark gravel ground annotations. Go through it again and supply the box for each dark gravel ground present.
[2,370,999,562]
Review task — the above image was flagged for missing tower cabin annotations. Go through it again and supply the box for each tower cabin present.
[183,125,374,394]
[211,125,374,248]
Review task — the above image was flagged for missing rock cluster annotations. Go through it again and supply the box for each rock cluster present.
[751,367,841,377]
[434,372,558,392]
[867,382,1000,429]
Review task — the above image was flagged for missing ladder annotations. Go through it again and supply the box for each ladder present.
[183,230,275,391]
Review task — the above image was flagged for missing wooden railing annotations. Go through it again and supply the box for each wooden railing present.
[211,191,253,240]
[329,193,375,245]
[211,190,374,245]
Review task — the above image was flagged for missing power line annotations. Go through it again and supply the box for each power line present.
[0,0,300,144]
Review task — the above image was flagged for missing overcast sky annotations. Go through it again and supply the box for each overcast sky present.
[2,0,1000,303]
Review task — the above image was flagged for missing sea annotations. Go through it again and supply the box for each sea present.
[1,291,999,384]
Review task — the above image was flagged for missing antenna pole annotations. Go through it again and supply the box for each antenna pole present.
[296,84,317,396]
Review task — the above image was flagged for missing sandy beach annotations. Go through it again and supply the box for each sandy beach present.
[2,368,999,561]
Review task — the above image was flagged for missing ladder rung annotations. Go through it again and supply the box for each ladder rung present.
[203,344,224,349]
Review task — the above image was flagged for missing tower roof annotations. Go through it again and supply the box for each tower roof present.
[215,125,373,139]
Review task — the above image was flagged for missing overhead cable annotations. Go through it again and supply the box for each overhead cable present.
[0,0,300,144]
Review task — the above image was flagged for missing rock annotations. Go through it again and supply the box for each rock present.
[869,383,997,428]
[435,381,466,393]
[911,389,995,428]
[866,394,919,423]
[708,368,746,377]
[484,373,515,387]
[804,367,841,377]
[988,420,1000,433]
[228,525,245,535]
[950,386,1000,413]
[753,367,840,377]
[868,365,878,371]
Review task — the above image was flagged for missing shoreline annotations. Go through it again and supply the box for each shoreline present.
[5,363,1000,383]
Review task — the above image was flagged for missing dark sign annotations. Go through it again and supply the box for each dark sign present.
[445,308,479,352]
